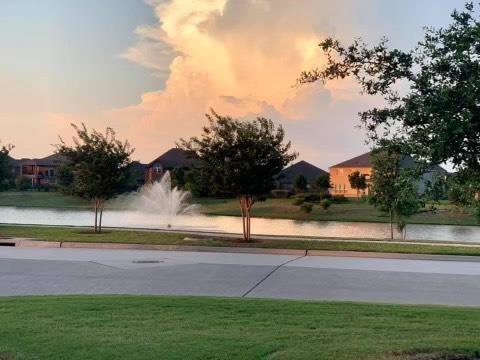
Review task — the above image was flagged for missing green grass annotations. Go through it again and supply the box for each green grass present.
[0,191,90,209]
[0,296,479,360]
[197,197,479,226]
[4,225,480,257]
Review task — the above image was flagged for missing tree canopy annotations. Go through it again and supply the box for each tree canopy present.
[299,3,480,175]
[293,174,308,193]
[348,171,368,199]
[0,143,14,191]
[180,110,297,240]
[56,124,134,232]
[369,149,422,240]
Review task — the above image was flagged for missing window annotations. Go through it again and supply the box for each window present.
[49,169,55,177]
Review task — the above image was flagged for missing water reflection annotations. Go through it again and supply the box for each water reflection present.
[0,207,479,243]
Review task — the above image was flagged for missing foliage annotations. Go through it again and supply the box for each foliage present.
[57,163,75,195]
[369,149,423,239]
[425,177,448,202]
[293,174,308,193]
[56,123,134,233]
[348,171,368,199]
[0,143,14,191]
[15,176,32,191]
[299,3,480,212]
[270,189,290,199]
[171,167,186,189]
[331,195,347,203]
[315,173,331,192]
[292,197,305,206]
[300,202,314,213]
[179,109,297,241]
[320,199,332,211]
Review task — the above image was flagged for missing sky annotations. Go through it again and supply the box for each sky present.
[0,0,466,169]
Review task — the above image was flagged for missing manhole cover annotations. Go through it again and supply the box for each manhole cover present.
[132,260,163,264]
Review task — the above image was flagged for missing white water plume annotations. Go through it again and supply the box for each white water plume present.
[114,171,198,215]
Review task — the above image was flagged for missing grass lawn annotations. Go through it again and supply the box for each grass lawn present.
[4,225,480,257]
[197,197,479,226]
[0,296,479,360]
[0,191,91,209]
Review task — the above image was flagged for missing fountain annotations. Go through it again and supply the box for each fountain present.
[113,171,198,215]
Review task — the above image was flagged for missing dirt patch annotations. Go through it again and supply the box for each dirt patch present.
[0,353,14,360]
[395,352,480,360]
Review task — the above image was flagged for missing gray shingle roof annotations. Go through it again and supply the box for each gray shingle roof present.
[330,151,373,168]
[277,160,328,184]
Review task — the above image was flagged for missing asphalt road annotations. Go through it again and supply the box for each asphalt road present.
[2,247,480,306]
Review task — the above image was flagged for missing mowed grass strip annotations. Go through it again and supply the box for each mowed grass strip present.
[3,225,480,257]
[0,296,479,360]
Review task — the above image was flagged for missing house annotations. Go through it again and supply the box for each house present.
[276,160,328,190]
[329,151,447,197]
[14,153,65,187]
[145,148,198,183]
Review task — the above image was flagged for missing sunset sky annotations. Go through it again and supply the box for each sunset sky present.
[0,0,465,168]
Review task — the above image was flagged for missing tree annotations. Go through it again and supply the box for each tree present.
[348,171,367,199]
[315,173,330,193]
[180,110,297,241]
[15,176,32,191]
[293,174,308,193]
[298,3,480,215]
[369,149,422,240]
[0,143,14,191]
[56,124,134,233]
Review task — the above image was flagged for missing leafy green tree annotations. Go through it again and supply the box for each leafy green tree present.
[56,124,134,233]
[293,174,308,193]
[15,176,32,191]
[315,174,330,193]
[299,3,480,216]
[348,171,367,199]
[0,143,14,191]
[369,149,422,240]
[180,110,297,241]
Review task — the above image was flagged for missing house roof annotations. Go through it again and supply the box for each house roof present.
[277,160,328,184]
[330,151,373,168]
[148,148,198,168]
[20,153,65,167]
[330,151,448,173]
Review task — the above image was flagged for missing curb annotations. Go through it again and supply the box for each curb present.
[4,238,480,261]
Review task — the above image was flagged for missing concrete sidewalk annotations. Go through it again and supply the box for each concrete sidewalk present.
[2,247,480,306]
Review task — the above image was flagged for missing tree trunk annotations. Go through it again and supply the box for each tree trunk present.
[94,198,99,233]
[98,198,105,233]
[238,195,254,241]
[389,210,393,240]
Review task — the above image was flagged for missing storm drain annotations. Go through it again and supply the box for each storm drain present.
[0,242,15,247]
[132,260,163,264]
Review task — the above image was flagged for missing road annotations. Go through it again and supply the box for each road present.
[2,247,480,306]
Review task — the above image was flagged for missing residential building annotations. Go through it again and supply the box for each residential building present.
[145,148,198,183]
[276,160,328,191]
[329,151,447,197]
[14,153,65,187]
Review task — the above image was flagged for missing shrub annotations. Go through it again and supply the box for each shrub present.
[271,189,290,199]
[300,202,314,213]
[331,195,347,203]
[15,176,32,191]
[303,193,321,203]
[320,199,331,211]
[319,192,332,201]
[293,196,305,206]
